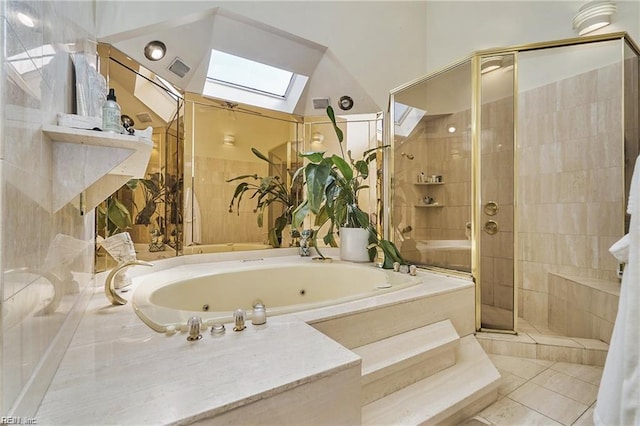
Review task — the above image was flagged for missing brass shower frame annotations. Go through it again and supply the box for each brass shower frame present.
[387,32,640,333]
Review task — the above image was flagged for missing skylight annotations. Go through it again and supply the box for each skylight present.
[202,49,309,114]
[207,50,293,98]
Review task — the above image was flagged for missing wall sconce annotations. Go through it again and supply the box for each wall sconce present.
[573,0,617,36]
[223,134,235,146]
[311,131,324,144]
[17,12,35,28]
[480,57,503,74]
[144,40,167,61]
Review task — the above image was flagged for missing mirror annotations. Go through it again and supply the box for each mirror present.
[96,45,383,269]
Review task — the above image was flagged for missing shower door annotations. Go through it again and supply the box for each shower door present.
[477,53,516,331]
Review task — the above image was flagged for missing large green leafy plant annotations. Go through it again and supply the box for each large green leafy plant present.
[227,148,301,248]
[292,106,404,268]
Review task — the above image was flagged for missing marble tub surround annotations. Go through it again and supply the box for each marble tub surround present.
[36,250,476,424]
[36,285,362,424]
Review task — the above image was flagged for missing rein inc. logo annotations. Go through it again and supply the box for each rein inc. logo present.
[1,417,37,424]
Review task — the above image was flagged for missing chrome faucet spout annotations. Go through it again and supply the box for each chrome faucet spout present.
[105,260,153,305]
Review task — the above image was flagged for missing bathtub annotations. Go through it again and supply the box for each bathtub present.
[131,258,421,332]
[182,242,272,255]
[401,239,471,273]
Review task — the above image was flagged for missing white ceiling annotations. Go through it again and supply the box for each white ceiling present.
[99,7,379,116]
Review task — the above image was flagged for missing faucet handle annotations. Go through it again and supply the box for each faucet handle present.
[186,316,203,341]
[233,309,246,331]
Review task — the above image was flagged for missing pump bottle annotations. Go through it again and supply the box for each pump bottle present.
[102,88,121,134]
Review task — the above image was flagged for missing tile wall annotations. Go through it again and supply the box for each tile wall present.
[518,62,625,328]
[194,157,269,244]
[1,0,96,416]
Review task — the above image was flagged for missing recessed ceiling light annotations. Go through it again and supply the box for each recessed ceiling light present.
[144,41,166,61]
[17,12,35,28]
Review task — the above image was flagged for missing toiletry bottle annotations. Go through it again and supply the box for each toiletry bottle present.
[102,88,121,134]
[419,172,425,183]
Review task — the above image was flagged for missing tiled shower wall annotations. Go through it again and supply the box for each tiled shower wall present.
[393,111,472,268]
[1,1,96,415]
[518,62,625,329]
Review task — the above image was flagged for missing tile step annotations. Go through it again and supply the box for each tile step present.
[362,335,501,425]
[353,319,460,404]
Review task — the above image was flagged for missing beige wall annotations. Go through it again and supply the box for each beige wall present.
[1,1,97,415]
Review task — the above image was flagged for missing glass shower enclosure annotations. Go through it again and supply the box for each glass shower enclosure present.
[389,32,640,333]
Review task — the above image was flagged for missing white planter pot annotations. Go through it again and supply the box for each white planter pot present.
[339,227,370,262]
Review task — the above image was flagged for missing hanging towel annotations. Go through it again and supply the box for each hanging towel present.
[184,187,202,246]
[594,155,640,426]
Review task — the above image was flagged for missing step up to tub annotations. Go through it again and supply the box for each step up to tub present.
[353,319,460,405]
[362,335,501,425]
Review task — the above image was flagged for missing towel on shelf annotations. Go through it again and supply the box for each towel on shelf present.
[594,155,640,425]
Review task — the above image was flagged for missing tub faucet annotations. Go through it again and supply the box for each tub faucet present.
[105,260,153,305]
[299,229,313,257]
[186,316,203,341]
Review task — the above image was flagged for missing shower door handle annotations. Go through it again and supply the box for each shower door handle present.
[483,220,498,235]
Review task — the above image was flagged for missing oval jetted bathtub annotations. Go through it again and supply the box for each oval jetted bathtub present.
[131,257,421,332]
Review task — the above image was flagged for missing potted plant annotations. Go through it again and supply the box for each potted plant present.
[227,148,302,248]
[292,106,404,267]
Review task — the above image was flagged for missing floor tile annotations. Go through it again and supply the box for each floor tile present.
[478,396,562,425]
[572,405,595,426]
[530,369,598,405]
[549,362,603,386]
[509,382,589,425]
[488,354,550,380]
[497,370,527,396]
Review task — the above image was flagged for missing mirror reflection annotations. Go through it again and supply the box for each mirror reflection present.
[96,46,383,270]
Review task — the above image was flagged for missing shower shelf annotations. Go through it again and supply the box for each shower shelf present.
[414,182,444,185]
[414,204,444,208]
[42,124,153,213]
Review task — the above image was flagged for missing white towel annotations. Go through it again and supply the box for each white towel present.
[184,187,202,246]
[594,155,640,425]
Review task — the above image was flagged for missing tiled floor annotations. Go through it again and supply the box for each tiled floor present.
[471,354,603,425]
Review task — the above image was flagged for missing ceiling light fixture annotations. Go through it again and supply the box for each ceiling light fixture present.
[480,57,503,74]
[447,125,457,134]
[572,0,617,36]
[144,40,167,61]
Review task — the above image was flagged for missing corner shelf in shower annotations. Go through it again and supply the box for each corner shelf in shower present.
[414,182,444,185]
[414,204,444,208]
[42,124,153,212]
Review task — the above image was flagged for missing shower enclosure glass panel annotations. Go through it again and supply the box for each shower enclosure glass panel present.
[391,60,473,273]
[390,33,639,334]
[516,40,625,333]
[624,42,640,235]
[478,53,515,331]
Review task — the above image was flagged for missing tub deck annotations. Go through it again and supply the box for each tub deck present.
[36,248,475,425]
